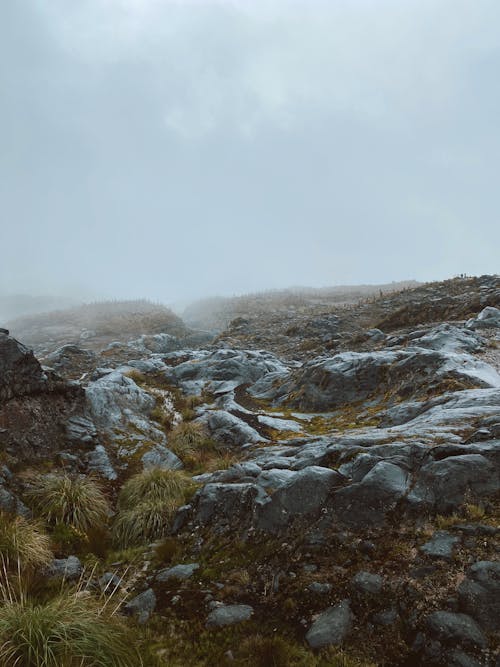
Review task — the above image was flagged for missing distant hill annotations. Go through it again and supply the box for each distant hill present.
[183,280,421,330]
[7,299,186,348]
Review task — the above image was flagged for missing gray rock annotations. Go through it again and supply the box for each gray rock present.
[409,454,498,513]
[466,306,500,330]
[141,445,183,471]
[255,466,343,533]
[125,588,156,624]
[48,556,82,580]
[305,600,353,649]
[195,482,261,525]
[426,611,487,649]
[446,650,483,667]
[332,462,409,528]
[204,410,266,446]
[308,582,332,594]
[87,444,117,480]
[206,604,254,628]
[156,563,199,582]
[458,560,500,632]
[420,531,460,560]
[99,572,122,592]
[351,571,383,595]
[65,415,98,446]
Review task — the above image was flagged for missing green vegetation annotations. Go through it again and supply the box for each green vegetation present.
[113,469,195,547]
[168,421,207,458]
[26,473,111,534]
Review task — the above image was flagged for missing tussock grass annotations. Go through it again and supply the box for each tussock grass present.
[26,473,111,533]
[0,512,52,571]
[168,421,207,458]
[113,469,194,547]
[0,591,140,666]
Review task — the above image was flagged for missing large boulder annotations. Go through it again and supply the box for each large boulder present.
[466,306,500,330]
[203,410,266,446]
[426,611,487,649]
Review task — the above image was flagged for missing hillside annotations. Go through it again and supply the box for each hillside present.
[0,276,498,666]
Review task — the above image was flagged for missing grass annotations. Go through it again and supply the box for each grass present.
[0,589,141,666]
[0,512,52,571]
[168,421,207,458]
[113,469,195,547]
[26,473,111,534]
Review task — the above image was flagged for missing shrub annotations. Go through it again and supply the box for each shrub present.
[113,469,194,547]
[26,473,111,534]
[0,592,140,666]
[0,512,52,571]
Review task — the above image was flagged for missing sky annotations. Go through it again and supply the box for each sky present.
[1,0,499,304]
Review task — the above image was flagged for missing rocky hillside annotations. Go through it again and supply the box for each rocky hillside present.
[0,276,498,666]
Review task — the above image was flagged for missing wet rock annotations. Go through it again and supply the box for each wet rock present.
[305,599,352,649]
[206,604,254,628]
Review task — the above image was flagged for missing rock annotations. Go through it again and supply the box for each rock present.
[308,582,332,594]
[420,531,460,560]
[305,600,353,649]
[458,561,500,632]
[332,462,409,528]
[128,333,180,354]
[0,334,47,402]
[125,588,156,624]
[466,306,500,330]
[87,445,117,480]
[65,415,98,446]
[206,604,254,628]
[255,467,344,533]
[99,572,122,592]
[195,483,261,526]
[141,445,183,471]
[272,346,492,412]
[409,454,498,513]
[351,571,383,595]
[166,348,289,395]
[48,556,83,580]
[446,650,483,667]
[204,410,266,446]
[426,611,487,649]
[156,563,199,582]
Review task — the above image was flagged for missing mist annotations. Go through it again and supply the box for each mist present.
[1,0,499,308]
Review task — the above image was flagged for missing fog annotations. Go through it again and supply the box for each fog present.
[1,0,499,307]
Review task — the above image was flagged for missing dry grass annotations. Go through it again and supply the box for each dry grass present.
[0,512,52,571]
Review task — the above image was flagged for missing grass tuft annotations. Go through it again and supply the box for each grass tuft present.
[26,473,111,534]
[113,469,194,547]
[0,512,52,571]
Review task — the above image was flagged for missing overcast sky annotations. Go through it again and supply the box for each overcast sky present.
[1,0,499,304]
